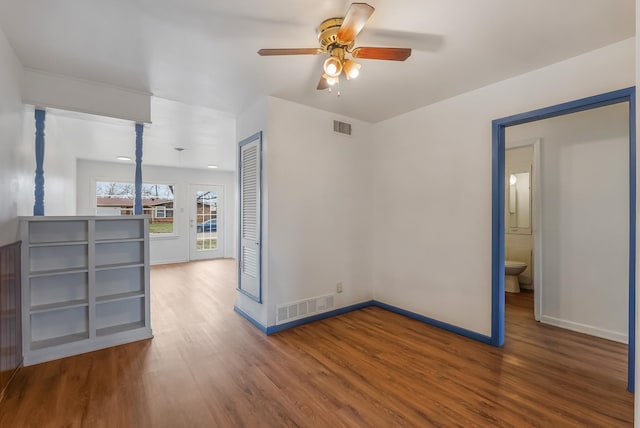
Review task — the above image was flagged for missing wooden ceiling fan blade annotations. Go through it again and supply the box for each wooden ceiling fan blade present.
[257,48,323,56]
[351,47,411,61]
[317,75,330,90]
[337,3,375,44]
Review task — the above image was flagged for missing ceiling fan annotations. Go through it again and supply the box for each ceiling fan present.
[258,3,411,91]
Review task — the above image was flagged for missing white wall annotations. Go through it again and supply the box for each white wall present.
[0,26,24,244]
[264,97,373,326]
[234,96,374,328]
[371,38,635,336]
[507,103,629,342]
[22,69,151,123]
[76,159,236,264]
[19,107,77,216]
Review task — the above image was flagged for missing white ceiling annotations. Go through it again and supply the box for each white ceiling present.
[40,98,236,170]
[0,1,635,168]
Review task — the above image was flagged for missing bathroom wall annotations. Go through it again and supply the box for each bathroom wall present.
[505,145,534,288]
[506,102,629,343]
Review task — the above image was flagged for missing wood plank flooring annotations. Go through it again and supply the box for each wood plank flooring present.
[0,259,633,427]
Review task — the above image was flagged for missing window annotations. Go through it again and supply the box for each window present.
[96,181,175,234]
[155,206,174,219]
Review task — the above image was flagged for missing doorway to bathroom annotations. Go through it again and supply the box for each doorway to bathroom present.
[491,87,636,392]
[504,141,539,319]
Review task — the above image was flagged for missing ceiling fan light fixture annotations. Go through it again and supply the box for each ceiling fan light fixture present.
[343,59,361,80]
[257,3,412,92]
[323,73,339,86]
[323,56,343,77]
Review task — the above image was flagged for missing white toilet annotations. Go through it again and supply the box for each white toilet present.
[505,260,527,293]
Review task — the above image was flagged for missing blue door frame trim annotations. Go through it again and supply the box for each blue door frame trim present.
[237,131,263,303]
[491,87,636,392]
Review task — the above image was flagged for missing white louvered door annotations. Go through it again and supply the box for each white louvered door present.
[239,135,261,301]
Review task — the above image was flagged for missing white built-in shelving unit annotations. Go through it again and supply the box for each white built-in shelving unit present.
[20,216,152,365]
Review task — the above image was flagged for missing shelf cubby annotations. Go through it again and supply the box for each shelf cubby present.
[96,266,144,298]
[30,272,88,307]
[29,244,87,274]
[29,220,88,244]
[97,321,145,337]
[96,297,144,332]
[31,332,90,351]
[95,219,144,241]
[95,241,143,267]
[30,305,89,348]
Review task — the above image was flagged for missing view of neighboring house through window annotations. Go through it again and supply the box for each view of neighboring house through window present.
[96,181,175,233]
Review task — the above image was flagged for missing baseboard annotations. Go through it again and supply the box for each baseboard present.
[23,329,153,366]
[371,301,493,345]
[233,305,267,333]
[265,300,374,335]
[235,299,492,346]
[540,315,628,344]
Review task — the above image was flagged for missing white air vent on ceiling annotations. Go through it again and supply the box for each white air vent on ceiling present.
[333,120,352,136]
[276,294,336,324]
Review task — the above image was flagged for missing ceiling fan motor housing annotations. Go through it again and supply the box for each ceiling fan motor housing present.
[318,18,354,54]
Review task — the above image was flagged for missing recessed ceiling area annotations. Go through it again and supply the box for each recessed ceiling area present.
[39,98,236,171]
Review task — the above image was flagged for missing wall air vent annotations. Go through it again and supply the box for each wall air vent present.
[333,120,352,136]
[276,294,336,325]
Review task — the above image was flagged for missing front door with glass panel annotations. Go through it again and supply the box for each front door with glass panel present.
[189,185,223,261]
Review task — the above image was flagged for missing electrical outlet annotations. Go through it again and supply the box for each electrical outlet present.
[336,282,343,293]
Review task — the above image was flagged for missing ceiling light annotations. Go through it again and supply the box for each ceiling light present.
[323,56,343,78]
[207,165,219,169]
[117,156,131,161]
[509,174,517,185]
[323,74,339,86]
[343,60,361,80]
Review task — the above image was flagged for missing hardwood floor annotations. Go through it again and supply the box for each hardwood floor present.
[0,260,633,427]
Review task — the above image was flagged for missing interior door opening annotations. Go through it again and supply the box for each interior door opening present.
[491,87,636,392]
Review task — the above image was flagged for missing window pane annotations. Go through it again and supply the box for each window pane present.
[96,181,175,234]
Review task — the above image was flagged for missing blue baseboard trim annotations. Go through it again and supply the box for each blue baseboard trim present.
[370,301,493,345]
[233,305,267,333]
[266,300,375,335]
[236,298,491,345]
